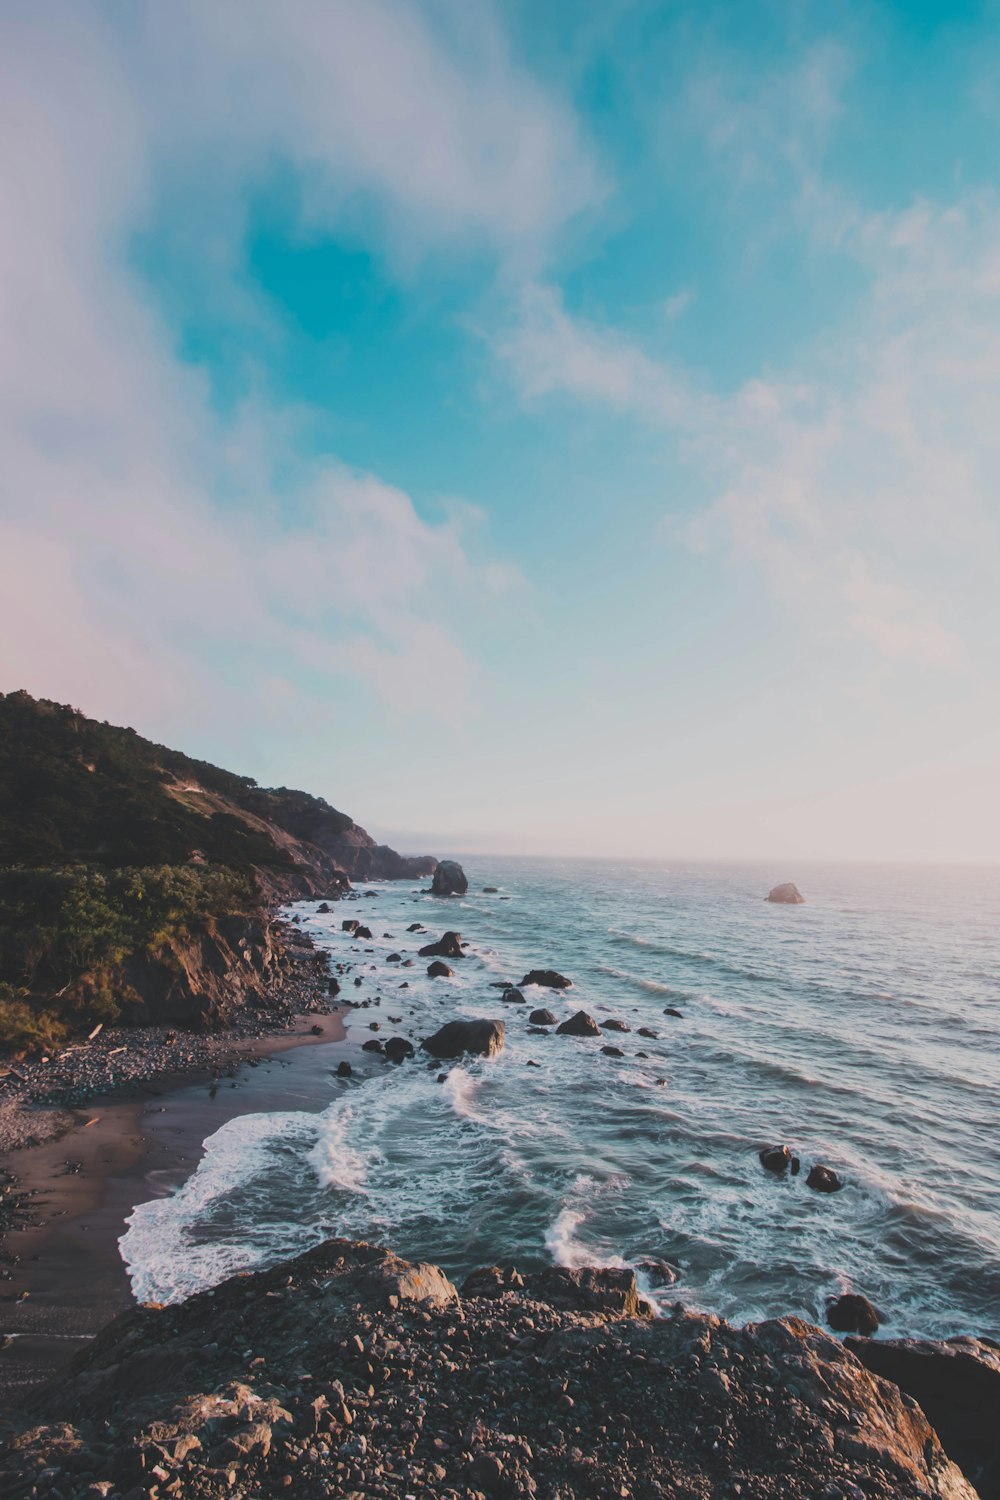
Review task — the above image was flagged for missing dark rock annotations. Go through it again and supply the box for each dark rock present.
[483,886,499,893]
[766,882,805,904]
[432,860,468,897]
[384,1037,415,1064]
[524,1266,652,1319]
[555,1010,601,1037]
[421,1019,505,1059]
[407,923,424,932]
[528,1008,557,1026]
[328,978,340,997]
[386,952,401,962]
[335,1061,353,1077]
[317,903,331,914]
[806,1164,842,1193]
[637,1027,658,1039]
[520,969,572,989]
[664,1007,683,1018]
[342,919,359,932]
[600,1018,630,1032]
[636,1258,679,1288]
[827,1293,880,1335]
[362,1039,383,1053]
[846,1333,1000,1496]
[501,987,526,1004]
[419,931,464,959]
[427,961,453,979]
[759,1145,800,1177]
[602,1045,624,1057]
[354,925,373,941]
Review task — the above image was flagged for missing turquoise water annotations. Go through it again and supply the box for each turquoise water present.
[121,858,1000,1340]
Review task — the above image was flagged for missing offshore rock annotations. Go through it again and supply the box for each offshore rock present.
[556,1010,601,1037]
[520,969,572,989]
[431,860,468,896]
[418,931,464,959]
[760,1144,801,1176]
[528,1008,557,1026]
[426,960,453,979]
[807,1163,843,1193]
[828,1293,881,1335]
[2,1239,976,1500]
[767,882,805,903]
[421,1018,505,1059]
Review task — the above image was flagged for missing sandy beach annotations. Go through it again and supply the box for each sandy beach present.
[0,1008,348,1402]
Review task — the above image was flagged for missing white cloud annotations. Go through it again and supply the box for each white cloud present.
[493,182,1000,676]
[0,1,556,738]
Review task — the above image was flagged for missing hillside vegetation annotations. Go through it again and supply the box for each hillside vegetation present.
[0,691,433,1050]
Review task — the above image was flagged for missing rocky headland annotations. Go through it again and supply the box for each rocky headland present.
[0,1238,982,1499]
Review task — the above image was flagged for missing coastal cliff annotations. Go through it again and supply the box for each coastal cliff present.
[0,1238,977,1499]
[0,691,434,1049]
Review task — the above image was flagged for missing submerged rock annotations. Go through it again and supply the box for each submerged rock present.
[384,1036,415,1064]
[421,1018,505,1059]
[432,860,468,896]
[767,882,805,904]
[520,969,572,989]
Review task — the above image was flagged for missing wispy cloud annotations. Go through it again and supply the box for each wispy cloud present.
[0,1,581,737]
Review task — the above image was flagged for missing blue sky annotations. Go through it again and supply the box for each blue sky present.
[2,0,998,860]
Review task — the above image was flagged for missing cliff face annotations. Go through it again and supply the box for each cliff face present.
[0,690,435,893]
[0,692,435,1046]
[1,1238,976,1499]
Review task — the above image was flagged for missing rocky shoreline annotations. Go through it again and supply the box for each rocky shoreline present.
[0,1237,984,1499]
[2,887,998,1497]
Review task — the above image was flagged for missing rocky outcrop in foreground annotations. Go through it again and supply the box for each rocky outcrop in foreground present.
[0,1239,977,1499]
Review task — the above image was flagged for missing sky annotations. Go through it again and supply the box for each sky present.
[1,0,998,863]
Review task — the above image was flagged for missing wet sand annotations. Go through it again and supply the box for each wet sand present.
[0,1009,348,1403]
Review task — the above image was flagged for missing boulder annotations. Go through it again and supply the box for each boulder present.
[335,1060,352,1077]
[407,923,424,932]
[766,883,805,904]
[421,1019,505,1060]
[602,1045,624,1058]
[362,1038,383,1053]
[528,1008,557,1026]
[432,860,468,897]
[600,1018,630,1032]
[556,1010,601,1038]
[637,1027,658,1039]
[384,1037,415,1064]
[328,978,340,997]
[427,961,453,979]
[806,1164,842,1193]
[354,925,373,941]
[827,1294,880,1335]
[759,1145,800,1176]
[846,1333,1000,1497]
[386,952,401,962]
[419,931,464,959]
[664,1007,683,1018]
[501,987,526,1004]
[483,886,498,893]
[520,969,572,989]
[317,902,331,914]
[342,919,359,932]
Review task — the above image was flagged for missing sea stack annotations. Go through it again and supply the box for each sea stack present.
[432,859,468,896]
[767,882,805,904]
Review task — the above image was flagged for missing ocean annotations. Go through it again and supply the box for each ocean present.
[121,858,1000,1341]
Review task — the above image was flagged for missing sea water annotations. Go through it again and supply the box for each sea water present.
[121,858,1000,1340]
